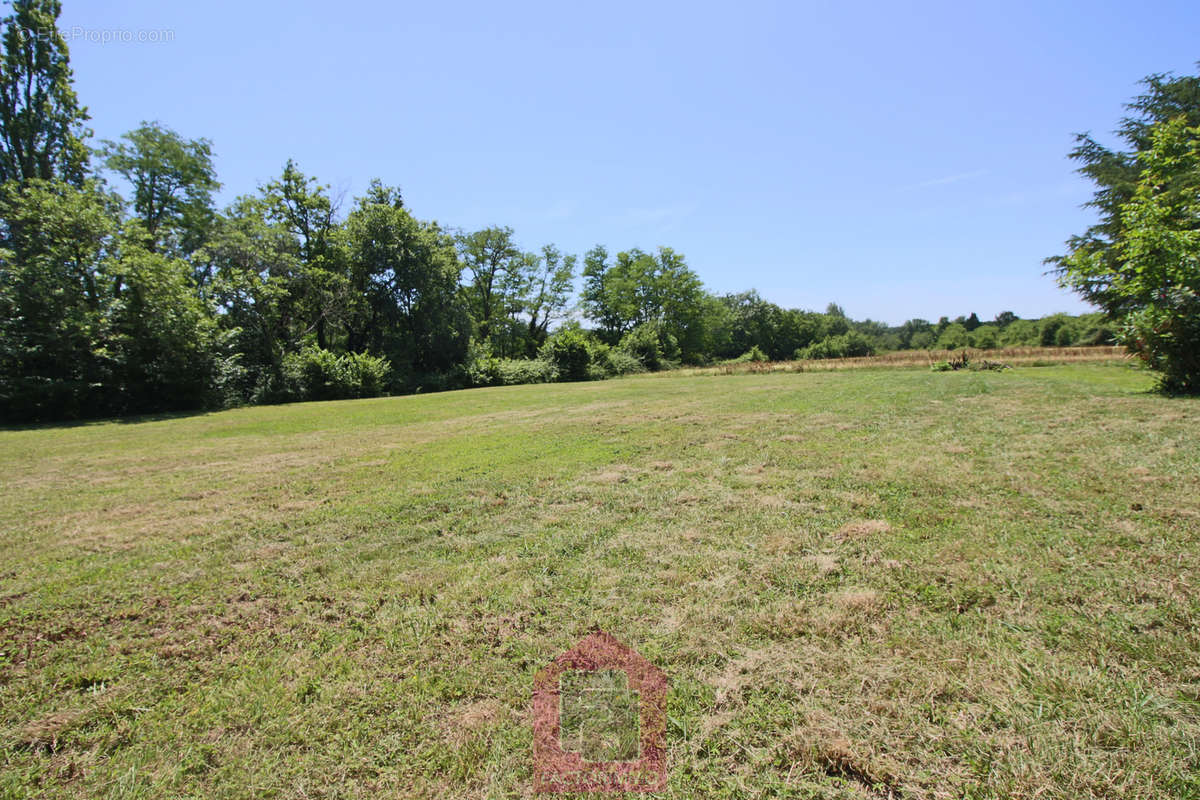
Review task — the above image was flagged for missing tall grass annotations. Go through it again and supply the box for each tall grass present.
[654,345,1131,377]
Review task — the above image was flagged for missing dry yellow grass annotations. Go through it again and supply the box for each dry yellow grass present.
[656,345,1131,377]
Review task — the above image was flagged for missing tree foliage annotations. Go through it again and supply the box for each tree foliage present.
[101,121,219,257]
[581,245,711,362]
[341,186,468,382]
[0,0,88,186]
[1051,67,1200,393]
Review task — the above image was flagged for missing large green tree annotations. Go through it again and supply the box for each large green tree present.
[0,179,116,418]
[0,0,88,186]
[516,244,575,355]
[1051,67,1200,393]
[101,122,220,258]
[100,237,223,414]
[457,226,521,343]
[581,244,711,361]
[260,160,342,349]
[0,179,222,420]
[204,195,304,401]
[342,186,468,382]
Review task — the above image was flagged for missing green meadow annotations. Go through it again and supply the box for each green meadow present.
[2,364,1198,799]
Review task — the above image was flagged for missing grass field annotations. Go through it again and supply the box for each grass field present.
[2,364,1198,799]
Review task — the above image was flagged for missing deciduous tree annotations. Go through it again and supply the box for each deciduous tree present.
[101,122,219,258]
[0,0,89,186]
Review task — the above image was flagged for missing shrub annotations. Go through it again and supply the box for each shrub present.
[493,358,558,385]
[910,330,935,349]
[796,331,876,360]
[931,351,971,371]
[469,329,640,387]
[721,345,770,364]
[935,323,970,350]
[602,349,645,377]
[617,321,679,371]
[539,326,594,381]
[739,345,770,363]
[1040,314,1070,347]
[1122,289,1200,394]
[970,326,999,350]
[333,350,389,398]
[1000,319,1040,347]
[280,346,390,401]
[463,339,560,386]
[1071,314,1116,346]
[463,338,499,387]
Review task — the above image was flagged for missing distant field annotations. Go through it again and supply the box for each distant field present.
[664,345,1132,377]
[1,364,1198,799]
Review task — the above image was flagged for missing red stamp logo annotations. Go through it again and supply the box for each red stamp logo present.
[532,630,669,793]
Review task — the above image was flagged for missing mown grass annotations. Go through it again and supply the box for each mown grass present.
[1,363,1197,799]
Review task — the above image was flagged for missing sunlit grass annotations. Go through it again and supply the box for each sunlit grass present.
[1,363,1197,798]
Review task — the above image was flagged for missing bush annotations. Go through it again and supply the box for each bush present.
[468,328,641,387]
[1040,314,1070,346]
[1122,288,1200,394]
[736,345,770,363]
[910,330,935,349]
[796,331,876,360]
[463,339,559,386]
[720,345,769,364]
[617,321,679,371]
[539,326,595,381]
[462,338,497,387]
[1075,314,1117,346]
[602,349,645,377]
[1000,319,1040,347]
[935,323,970,350]
[970,326,999,349]
[280,346,390,401]
[931,351,971,371]
[0,376,107,423]
[494,358,558,385]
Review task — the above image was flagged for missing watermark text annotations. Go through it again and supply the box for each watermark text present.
[38,26,175,45]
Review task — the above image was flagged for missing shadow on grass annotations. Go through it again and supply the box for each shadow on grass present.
[0,406,226,432]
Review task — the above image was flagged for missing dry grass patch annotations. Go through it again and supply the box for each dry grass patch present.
[803,554,840,577]
[752,492,796,509]
[779,724,903,797]
[14,711,85,753]
[587,465,638,484]
[441,699,509,748]
[834,588,883,613]
[836,519,892,540]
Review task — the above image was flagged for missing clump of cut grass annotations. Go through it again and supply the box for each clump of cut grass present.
[836,519,892,539]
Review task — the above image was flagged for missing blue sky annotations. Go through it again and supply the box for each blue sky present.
[60,0,1199,324]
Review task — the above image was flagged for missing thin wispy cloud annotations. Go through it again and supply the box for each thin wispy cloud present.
[534,201,574,221]
[902,169,989,191]
[622,203,696,228]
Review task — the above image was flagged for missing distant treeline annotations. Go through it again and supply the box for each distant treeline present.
[0,2,1113,422]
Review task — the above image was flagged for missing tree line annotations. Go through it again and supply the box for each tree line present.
[5,3,1184,423]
